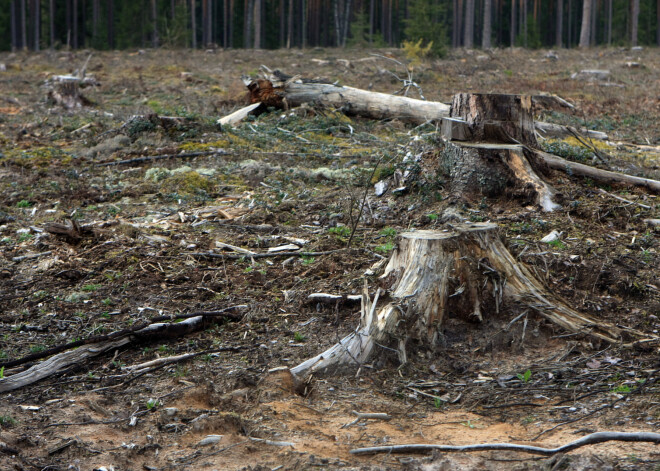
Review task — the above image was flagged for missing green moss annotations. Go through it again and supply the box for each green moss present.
[164,170,215,195]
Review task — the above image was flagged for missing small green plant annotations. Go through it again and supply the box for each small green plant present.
[379,227,397,238]
[0,415,17,426]
[157,345,172,354]
[82,284,101,292]
[146,399,160,410]
[375,241,395,254]
[17,233,33,242]
[101,298,113,306]
[433,397,443,409]
[0,351,7,359]
[30,345,45,354]
[294,332,306,342]
[548,240,566,250]
[427,213,439,221]
[612,384,631,394]
[517,369,532,383]
[16,200,31,208]
[328,226,351,237]
[173,365,189,377]
[301,256,316,266]
[0,366,4,379]
[461,420,476,429]
[0,237,12,245]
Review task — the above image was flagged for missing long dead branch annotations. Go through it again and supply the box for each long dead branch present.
[350,431,660,456]
[534,149,660,193]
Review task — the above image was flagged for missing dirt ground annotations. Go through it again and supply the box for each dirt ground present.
[0,46,659,470]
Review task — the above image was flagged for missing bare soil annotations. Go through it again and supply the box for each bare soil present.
[0,46,659,470]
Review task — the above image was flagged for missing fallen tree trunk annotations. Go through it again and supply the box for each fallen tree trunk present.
[246,73,599,139]
[0,308,246,392]
[291,224,647,380]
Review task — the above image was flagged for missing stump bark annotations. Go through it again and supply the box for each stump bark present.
[291,224,629,379]
[438,93,559,211]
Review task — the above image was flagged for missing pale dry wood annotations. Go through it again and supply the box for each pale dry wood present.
[0,338,131,393]
[217,102,262,126]
[291,224,639,380]
[535,121,609,140]
[534,149,660,193]
[350,431,660,456]
[291,285,399,378]
[283,81,450,123]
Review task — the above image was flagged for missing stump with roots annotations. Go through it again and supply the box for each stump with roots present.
[291,223,651,381]
[438,93,559,211]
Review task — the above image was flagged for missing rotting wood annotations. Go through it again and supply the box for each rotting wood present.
[0,307,246,392]
[349,431,660,456]
[290,224,656,380]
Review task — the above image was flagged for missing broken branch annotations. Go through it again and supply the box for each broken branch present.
[350,431,660,456]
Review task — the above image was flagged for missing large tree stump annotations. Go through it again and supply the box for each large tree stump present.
[291,224,639,380]
[437,93,560,211]
[448,93,538,147]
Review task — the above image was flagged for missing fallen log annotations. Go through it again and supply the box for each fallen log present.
[0,308,246,392]
[290,224,651,380]
[245,72,600,139]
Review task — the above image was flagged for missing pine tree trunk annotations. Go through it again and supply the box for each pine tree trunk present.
[287,0,293,47]
[33,0,39,51]
[190,0,197,48]
[579,0,592,47]
[510,0,516,45]
[21,0,27,50]
[152,0,159,47]
[254,0,262,47]
[556,0,563,47]
[72,0,78,49]
[631,0,640,46]
[482,0,492,48]
[522,0,527,47]
[464,0,474,47]
[107,0,114,48]
[11,0,19,51]
[91,0,97,45]
[607,0,612,45]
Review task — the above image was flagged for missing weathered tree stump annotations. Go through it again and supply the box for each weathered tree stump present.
[438,93,559,211]
[48,76,89,110]
[448,93,538,147]
[291,224,630,379]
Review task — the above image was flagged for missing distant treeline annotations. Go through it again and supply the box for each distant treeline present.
[2,0,659,53]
